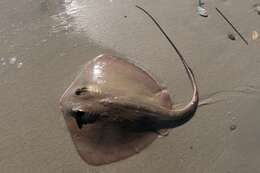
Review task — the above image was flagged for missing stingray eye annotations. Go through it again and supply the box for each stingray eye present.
[75,87,88,96]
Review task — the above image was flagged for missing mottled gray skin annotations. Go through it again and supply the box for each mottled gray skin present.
[59,53,198,166]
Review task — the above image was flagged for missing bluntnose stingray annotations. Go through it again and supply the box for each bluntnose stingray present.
[59,5,199,166]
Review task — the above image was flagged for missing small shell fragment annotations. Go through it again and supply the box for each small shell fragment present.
[252,31,258,40]
[197,6,208,17]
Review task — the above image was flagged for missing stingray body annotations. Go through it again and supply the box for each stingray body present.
[59,6,199,166]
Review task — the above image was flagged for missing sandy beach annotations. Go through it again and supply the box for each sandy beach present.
[1,0,260,172]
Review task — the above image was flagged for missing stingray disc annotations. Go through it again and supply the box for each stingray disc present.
[60,54,172,166]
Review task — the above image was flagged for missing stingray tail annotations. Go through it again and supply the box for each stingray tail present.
[136,5,199,125]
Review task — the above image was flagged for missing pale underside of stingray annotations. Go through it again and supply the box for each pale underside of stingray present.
[59,6,199,166]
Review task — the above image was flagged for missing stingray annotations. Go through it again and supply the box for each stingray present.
[59,5,199,166]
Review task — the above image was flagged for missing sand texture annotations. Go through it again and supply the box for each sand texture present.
[0,0,260,172]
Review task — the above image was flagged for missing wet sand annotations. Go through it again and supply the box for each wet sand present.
[1,0,260,172]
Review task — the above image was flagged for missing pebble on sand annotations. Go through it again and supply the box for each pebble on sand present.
[256,5,260,15]
[17,62,23,69]
[228,33,236,40]
[9,57,17,64]
[229,124,237,131]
